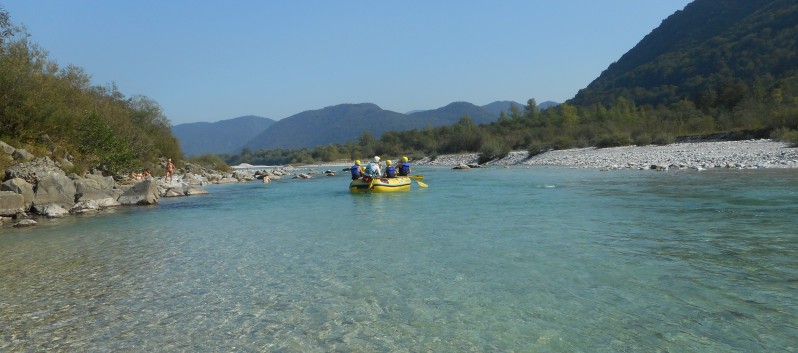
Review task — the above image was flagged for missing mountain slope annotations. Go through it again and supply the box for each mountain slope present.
[172,115,275,156]
[480,101,524,117]
[243,102,505,150]
[244,104,412,150]
[570,0,798,108]
[408,102,496,125]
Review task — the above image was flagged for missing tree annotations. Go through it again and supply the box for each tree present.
[0,5,19,45]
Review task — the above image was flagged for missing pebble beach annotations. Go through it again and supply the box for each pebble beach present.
[415,139,798,170]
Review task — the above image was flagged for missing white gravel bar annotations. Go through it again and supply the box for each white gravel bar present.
[415,139,798,170]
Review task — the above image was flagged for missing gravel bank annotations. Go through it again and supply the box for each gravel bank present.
[415,139,798,170]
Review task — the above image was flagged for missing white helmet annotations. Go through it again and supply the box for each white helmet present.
[374,156,381,162]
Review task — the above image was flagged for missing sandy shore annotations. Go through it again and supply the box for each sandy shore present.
[415,139,798,170]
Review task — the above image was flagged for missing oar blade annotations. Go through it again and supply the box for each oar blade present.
[409,175,424,180]
[415,180,428,188]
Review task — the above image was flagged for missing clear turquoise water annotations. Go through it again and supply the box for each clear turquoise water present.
[1,166,797,352]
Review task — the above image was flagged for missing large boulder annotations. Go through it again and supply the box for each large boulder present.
[117,179,159,205]
[32,174,77,211]
[74,177,117,202]
[4,157,64,184]
[1,178,35,210]
[0,191,25,217]
[83,173,116,190]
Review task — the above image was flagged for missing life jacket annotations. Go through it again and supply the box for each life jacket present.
[385,166,396,177]
[365,162,380,178]
[398,162,411,176]
[350,165,362,179]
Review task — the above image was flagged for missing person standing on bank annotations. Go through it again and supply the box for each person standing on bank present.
[166,158,175,182]
[397,156,412,176]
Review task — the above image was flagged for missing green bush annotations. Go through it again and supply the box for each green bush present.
[651,132,676,145]
[550,136,575,150]
[188,154,232,172]
[527,141,547,157]
[771,127,798,147]
[477,138,510,164]
[595,132,633,148]
[633,133,652,146]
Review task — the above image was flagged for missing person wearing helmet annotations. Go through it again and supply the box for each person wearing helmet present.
[350,160,364,180]
[384,160,397,177]
[397,156,412,176]
[365,156,382,179]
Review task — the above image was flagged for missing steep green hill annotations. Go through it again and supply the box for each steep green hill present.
[570,0,798,109]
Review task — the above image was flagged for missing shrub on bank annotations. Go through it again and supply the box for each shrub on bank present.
[771,127,798,147]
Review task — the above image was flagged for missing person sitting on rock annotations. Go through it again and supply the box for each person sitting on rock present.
[397,156,412,176]
[384,160,397,177]
[350,160,364,180]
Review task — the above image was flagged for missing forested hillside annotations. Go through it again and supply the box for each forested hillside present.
[571,0,798,109]
[0,7,182,175]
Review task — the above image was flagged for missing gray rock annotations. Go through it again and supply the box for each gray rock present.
[1,178,35,210]
[0,191,25,216]
[14,219,37,228]
[4,157,64,184]
[162,186,184,197]
[0,141,15,155]
[33,174,77,210]
[74,177,117,202]
[57,158,74,171]
[70,200,100,214]
[117,179,159,205]
[186,187,208,195]
[83,173,116,190]
[11,148,34,161]
[38,203,69,217]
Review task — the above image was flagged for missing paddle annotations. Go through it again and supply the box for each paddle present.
[409,175,424,180]
[414,179,428,188]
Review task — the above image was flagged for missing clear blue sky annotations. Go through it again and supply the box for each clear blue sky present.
[3,1,691,125]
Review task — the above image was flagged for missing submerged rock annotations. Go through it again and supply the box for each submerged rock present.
[14,219,37,228]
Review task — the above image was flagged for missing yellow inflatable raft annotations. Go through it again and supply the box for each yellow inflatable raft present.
[349,176,412,193]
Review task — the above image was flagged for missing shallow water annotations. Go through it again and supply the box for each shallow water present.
[1,167,797,352]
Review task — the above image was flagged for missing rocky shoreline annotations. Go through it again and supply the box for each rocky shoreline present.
[4,139,796,228]
[415,139,798,170]
[0,140,327,229]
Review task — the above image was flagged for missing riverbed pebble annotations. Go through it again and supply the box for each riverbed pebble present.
[415,140,798,170]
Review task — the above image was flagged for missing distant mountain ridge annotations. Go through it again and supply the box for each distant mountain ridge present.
[173,100,557,154]
[172,115,275,156]
[242,100,555,150]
